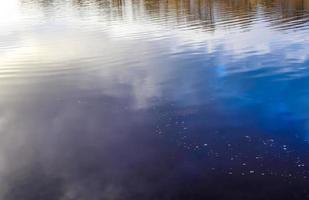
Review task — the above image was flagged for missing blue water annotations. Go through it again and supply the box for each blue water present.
[0,0,309,199]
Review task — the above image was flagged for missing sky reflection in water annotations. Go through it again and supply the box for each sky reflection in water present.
[0,0,309,199]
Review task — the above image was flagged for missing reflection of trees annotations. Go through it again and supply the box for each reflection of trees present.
[275,0,309,16]
[260,0,309,30]
[21,0,309,31]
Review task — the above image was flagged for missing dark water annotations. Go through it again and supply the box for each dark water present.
[0,0,309,199]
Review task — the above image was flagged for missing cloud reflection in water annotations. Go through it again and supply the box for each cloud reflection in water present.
[0,0,309,199]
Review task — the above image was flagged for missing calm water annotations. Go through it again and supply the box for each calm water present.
[0,0,309,199]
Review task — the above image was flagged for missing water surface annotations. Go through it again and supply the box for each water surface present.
[0,0,309,199]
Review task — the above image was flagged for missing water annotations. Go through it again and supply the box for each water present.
[0,0,309,199]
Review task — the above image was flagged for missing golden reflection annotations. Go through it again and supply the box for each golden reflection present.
[17,0,309,32]
[65,0,309,30]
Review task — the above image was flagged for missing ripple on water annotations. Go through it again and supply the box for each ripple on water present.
[0,1,309,199]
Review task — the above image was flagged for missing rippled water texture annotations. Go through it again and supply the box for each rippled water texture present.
[0,0,309,199]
